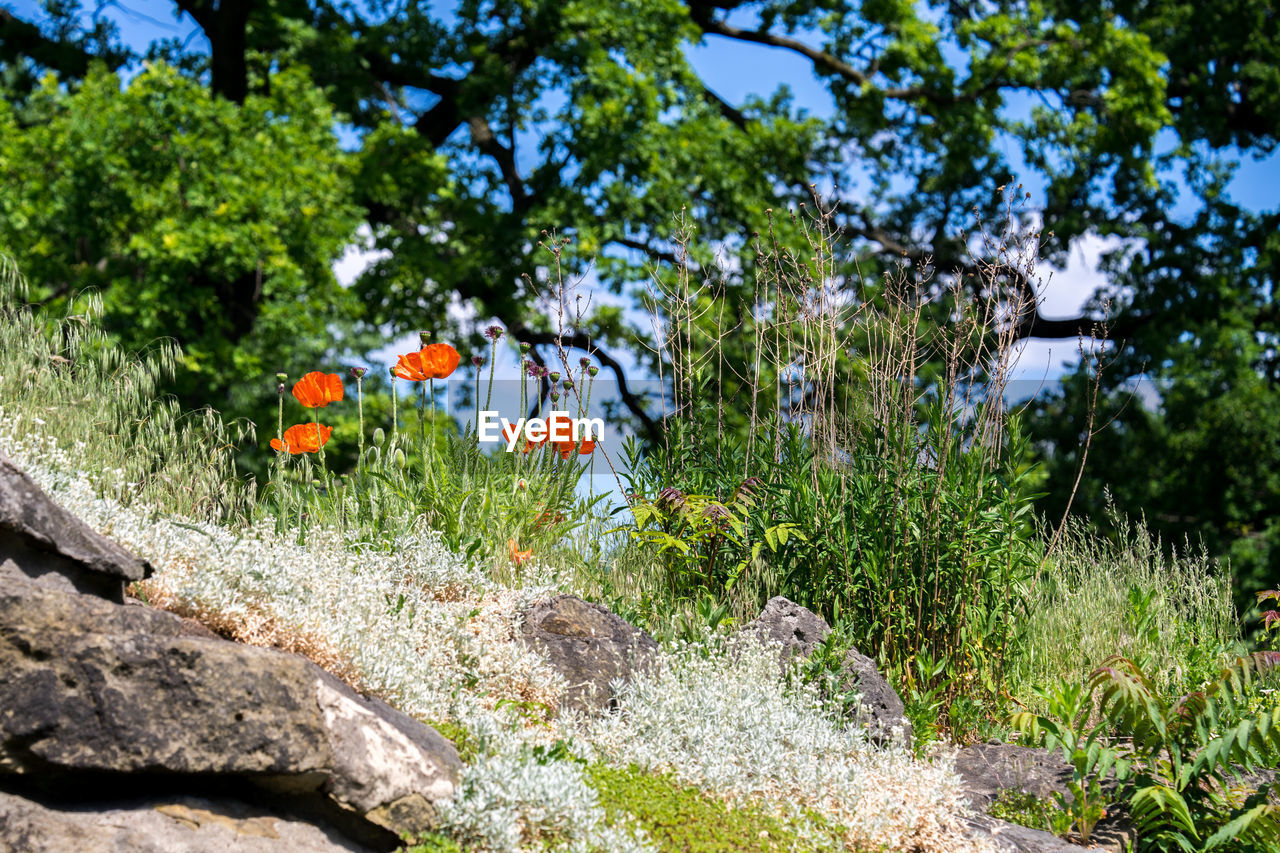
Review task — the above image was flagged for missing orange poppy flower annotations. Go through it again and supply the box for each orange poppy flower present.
[508,538,532,566]
[271,422,333,454]
[292,372,344,408]
[393,344,460,381]
[554,435,595,459]
[420,343,460,379]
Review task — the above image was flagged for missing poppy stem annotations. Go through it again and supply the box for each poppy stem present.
[390,372,399,441]
[313,408,329,493]
[355,375,365,472]
[419,379,427,475]
[485,339,497,414]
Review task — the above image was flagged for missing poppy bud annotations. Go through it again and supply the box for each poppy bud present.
[372,428,385,447]
[579,357,591,368]
[588,366,599,377]
[276,372,288,383]
[419,330,431,346]
[517,477,528,491]
[366,446,380,463]
[562,378,574,390]
[350,366,367,380]
[519,342,531,353]
[472,355,485,367]
[550,391,561,403]
[389,365,397,377]
[394,449,406,468]
[549,372,561,383]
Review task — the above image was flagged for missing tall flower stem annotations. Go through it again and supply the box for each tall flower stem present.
[390,369,399,441]
[355,374,365,470]
[485,339,498,413]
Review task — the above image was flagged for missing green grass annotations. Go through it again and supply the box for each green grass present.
[584,763,842,852]
[1011,511,1241,712]
[0,255,254,523]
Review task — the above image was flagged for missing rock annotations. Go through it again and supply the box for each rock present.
[742,596,830,666]
[0,790,374,852]
[0,449,150,602]
[521,594,659,713]
[955,742,1135,853]
[954,742,1073,811]
[0,574,461,843]
[742,596,911,747]
[963,813,1105,853]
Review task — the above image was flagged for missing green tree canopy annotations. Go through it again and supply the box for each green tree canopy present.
[1,0,1277,599]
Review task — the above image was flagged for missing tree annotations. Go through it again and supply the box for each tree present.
[1,0,1276,598]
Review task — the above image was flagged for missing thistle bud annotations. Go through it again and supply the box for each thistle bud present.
[484,325,504,342]
[372,428,385,447]
[472,355,485,368]
[579,357,591,368]
[350,366,367,380]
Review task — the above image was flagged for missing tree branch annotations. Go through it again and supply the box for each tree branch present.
[508,324,662,443]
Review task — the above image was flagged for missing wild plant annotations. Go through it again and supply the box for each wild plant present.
[620,193,1047,738]
[1013,652,1280,851]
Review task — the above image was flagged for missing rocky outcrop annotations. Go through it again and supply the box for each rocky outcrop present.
[0,454,462,852]
[743,596,912,748]
[0,449,150,602]
[0,791,374,852]
[954,742,1074,811]
[521,594,659,714]
[955,742,1135,853]
[963,812,1106,853]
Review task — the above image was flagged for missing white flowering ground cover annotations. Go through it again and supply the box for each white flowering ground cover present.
[0,422,992,853]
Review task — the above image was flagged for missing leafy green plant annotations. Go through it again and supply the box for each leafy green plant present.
[1014,653,1280,851]
[988,788,1075,837]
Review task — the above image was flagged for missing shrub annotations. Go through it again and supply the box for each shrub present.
[1013,653,1280,851]
[617,200,1047,739]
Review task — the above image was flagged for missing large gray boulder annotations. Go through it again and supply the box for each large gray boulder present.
[743,596,912,748]
[0,575,461,844]
[521,594,659,714]
[955,742,1135,853]
[0,791,374,853]
[963,813,1106,853]
[0,449,150,602]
